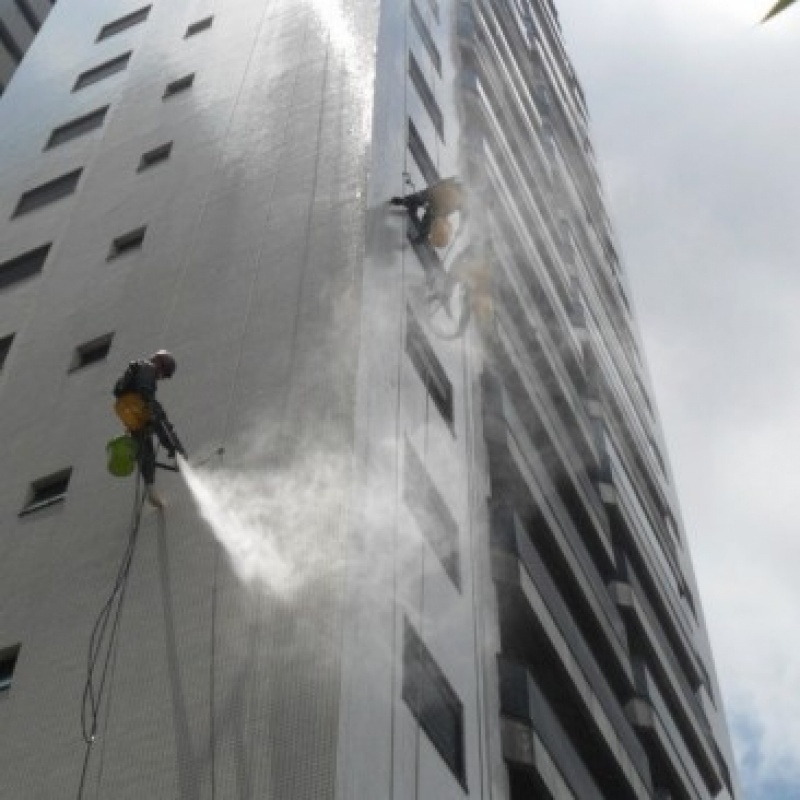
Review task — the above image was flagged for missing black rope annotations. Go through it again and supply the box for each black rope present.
[76,472,147,800]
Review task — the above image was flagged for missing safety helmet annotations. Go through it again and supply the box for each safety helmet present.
[151,349,177,378]
[428,217,453,249]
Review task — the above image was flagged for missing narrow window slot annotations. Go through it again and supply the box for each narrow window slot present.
[20,468,73,515]
[73,52,132,91]
[96,6,151,41]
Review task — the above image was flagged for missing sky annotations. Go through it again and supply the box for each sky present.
[555,1,800,798]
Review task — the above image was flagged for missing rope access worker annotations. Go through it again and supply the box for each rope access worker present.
[390,177,467,249]
[112,350,186,508]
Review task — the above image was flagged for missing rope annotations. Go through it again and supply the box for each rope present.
[76,472,147,800]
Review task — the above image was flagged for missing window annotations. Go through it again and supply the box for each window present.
[137,141,172,171]
[108,226,146,259]
[12,170,82,217]
[0,244,51,289]
[96,6,151,41]
[410,0,441,75]
[0,645,20,693]
[73,52,132,91]
[408,53,443,140]
[405,307,453,430]
[185,16,213,37]
[20,468,72,515]
[70,333,114,371]
[404,439,460,588]
[403,620,466,788]
[163,73,194,99]
[46,105,109,149]
[0,20,24,63]
[0,334,14,370]
[408,118,439,186]
[14,0,40,33]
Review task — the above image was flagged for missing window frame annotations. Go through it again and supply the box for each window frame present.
[45,105,109,150]
[0,333,15,370]
[137,142,172,171]
[96,5,151,42]
[402,620,467,789]
[185,16,213,37]
[408,52,444,140]
[0,645,21,693]
[20,468,73,516]
[69,333,114,372]
[405,307,454,433]
[163,73,195,99]
[404,438,461,588]
[0,243,51,289]
[73,52,132,92]
[12,170,82,217]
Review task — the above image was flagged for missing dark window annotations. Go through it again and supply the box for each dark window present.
[73,52,131,91]
[12,170,81,217]
[404,439,460,588]
[96,6,151,41]
[0,20,23,63]
[0,645,20,692]
[14,0,40,33]
[408,53,443,140]
[20,468,72,515]
[402,620,466,788]
[185,16,213,37]
[410,0,441,74]
[405,307,453,430]
[108,226,146,258]
[46,106,109,149]
[137,141,172,171]
[0,334,14,369]
[408,118,439,186]
[163,73,194,99]
[70,333,114,371]
[0,244,51,289]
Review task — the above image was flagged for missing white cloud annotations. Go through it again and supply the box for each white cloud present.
[557,0,800,794]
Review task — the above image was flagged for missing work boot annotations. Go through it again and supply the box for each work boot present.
[146,486,165,509]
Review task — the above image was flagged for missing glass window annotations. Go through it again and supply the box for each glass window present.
[46,106,109,149]
[73,52,131,91]
[20,469,72,515]
[185,16,213,37]
[163,73,194,99]
[108,226,146,259]
[13,169,82,217]
[403,620,466,788]
[405,307,454,431]
[404,439,461,588]
[408,53,443,140]
[0,243,51,288]
[70,333,114,371]
[96,6,151,41]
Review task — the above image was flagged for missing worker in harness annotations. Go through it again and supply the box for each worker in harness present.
[112,350,186,508]
[390,177,467,248]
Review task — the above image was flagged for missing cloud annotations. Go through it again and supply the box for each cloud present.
[557,0,800,795]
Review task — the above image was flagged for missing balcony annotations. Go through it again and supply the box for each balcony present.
[498,658,602,799]
[492,547,652,799]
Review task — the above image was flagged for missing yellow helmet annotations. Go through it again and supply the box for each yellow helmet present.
[428,217,453,248]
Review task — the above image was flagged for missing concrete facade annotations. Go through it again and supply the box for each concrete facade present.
[0,1,740,799]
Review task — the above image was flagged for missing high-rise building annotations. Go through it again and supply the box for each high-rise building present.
[0,1,740,798]
[0,0,55,95]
